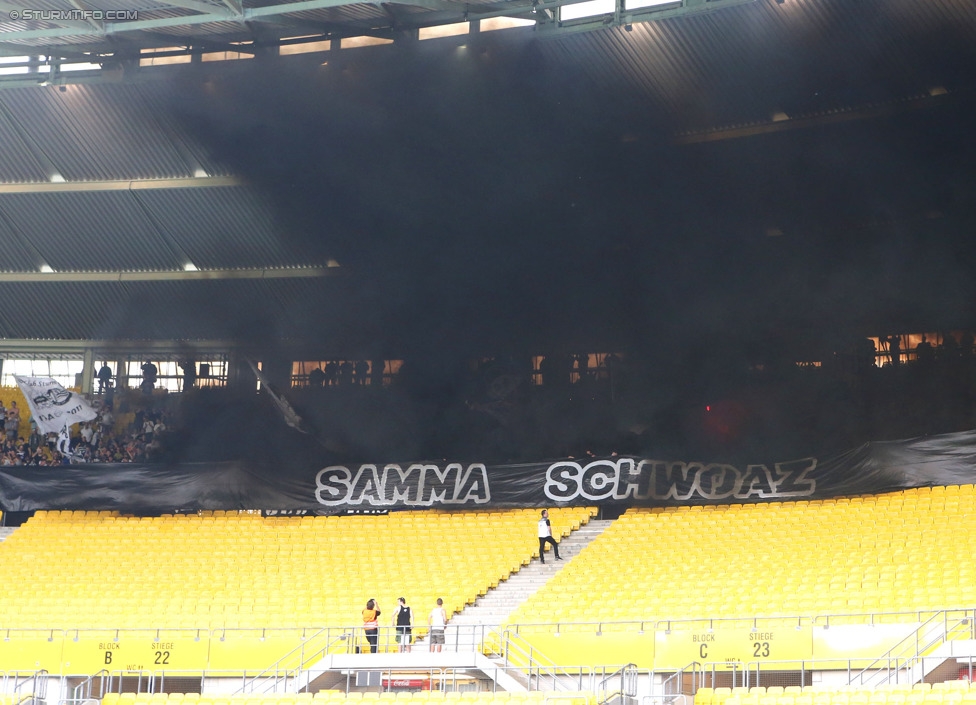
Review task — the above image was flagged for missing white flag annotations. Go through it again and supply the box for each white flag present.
[245,360,308,433]
[14,376,99,435]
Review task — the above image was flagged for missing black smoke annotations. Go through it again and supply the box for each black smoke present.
[154,7,976,461]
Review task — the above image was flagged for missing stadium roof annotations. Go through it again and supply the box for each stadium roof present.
[0,0,970,106]
[0,0,970,131]
[0,0,756,68]
[0,0,971,348]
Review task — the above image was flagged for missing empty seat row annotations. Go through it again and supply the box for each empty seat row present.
[696,682,976,705]
[510,485,976,626]
[0,507,596,630]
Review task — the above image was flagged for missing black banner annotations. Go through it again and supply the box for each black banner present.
[3,429,976,513]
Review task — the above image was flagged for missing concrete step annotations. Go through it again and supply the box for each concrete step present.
[413,517,614,642]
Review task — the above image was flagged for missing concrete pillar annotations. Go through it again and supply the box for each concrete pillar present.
[80,348,94,394]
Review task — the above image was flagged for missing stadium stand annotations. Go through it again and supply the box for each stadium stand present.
[0,507,594,632]
[508,486,976,628]
[0,385,33,440]
[4,486,976,698]
[6,488,976,677]
[0,388,172,466]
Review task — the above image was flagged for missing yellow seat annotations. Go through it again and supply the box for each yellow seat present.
[696,688,715,705]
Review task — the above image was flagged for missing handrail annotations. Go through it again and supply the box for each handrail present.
[847,609,971,687]
[11,609,976,696]
[509,607,976,634]
[501,628,628,692]
[71,670,109,703]
[659,662,702,702]
[597,663,638,705]
[12,670,48,703]
[6,607,976,648]
[236,627,352,694]
[500,628,560,690]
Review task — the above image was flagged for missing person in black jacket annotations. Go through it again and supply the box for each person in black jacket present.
[393,597,413,652]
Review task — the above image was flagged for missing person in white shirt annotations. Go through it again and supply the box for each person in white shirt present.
[537,509,562,564]
[100,410,114,436]
[427,598,447,652]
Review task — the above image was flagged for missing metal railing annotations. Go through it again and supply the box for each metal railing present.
[9,608,976,700]
[7,607,976,661]
[68,670,109,705]
[597,663,638,705]
[848,609,975,687]
[236,627,353,694]
[498,628,628,692]
[658,662,703,703]
[8,669,47,704]
[27,654,976,705]
[736,658,900,688]
[514,608,976,636]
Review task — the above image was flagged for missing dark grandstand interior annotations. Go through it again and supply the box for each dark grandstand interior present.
[0,0,974,469]
[145,0,976,465]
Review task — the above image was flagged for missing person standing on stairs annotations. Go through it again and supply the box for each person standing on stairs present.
[538,509,562,564]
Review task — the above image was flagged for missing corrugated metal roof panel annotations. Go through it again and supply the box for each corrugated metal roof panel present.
[145,19,260,37]
[538,0,976,128]
[0,281,127,340]
[0,84,196,181]
[134,85,235,178]
[0,211,43,272]
[0,0,73,11]
[0,192,182,271]
[0,183,311,273]
[0,278,330,340]
[0,105,49,183]
[0,0,178,10]
[286,5,390,24]
[94,0,180,10]
[131,186,309,269]
[89,279,302,340]
[2,0,973,77]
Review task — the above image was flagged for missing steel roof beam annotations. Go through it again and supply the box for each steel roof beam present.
[148,0,236,17]
[0,176,242,194]
[537,0,754,35]
[0,0,469,42]
[0,0,754,59]
[0,266,335,282]
[67,0,104,32]
[0,0,366,42]
[0,338,246,353]
[382,0,462,13]
[242,14,334,38]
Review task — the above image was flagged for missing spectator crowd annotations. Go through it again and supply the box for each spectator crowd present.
[0,402,171,467]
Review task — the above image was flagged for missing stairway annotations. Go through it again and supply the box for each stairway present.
[413,519,614,652]
[0,527,17,542]
[299,518,615,695]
